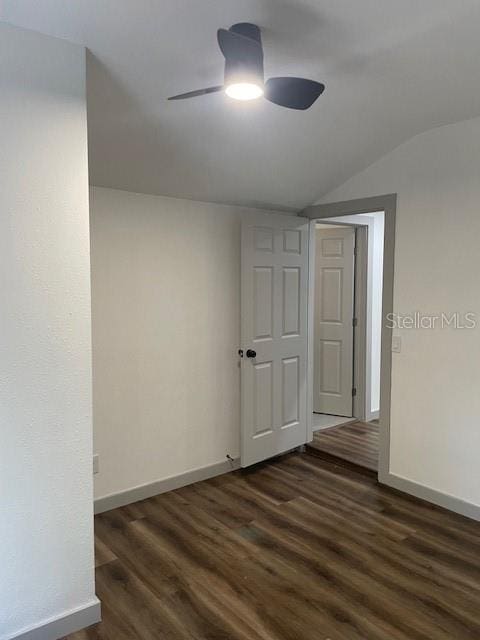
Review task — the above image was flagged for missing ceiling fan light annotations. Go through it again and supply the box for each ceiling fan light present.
[225,82,264,101]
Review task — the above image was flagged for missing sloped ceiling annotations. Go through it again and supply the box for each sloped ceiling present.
[3,1,480,210]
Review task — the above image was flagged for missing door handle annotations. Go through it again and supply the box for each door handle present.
[246,349,257,359]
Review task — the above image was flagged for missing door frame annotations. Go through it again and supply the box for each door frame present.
[303,194,396,482]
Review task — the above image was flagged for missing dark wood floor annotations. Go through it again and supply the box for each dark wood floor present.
[307,421,379,472]
[66,452,480,640]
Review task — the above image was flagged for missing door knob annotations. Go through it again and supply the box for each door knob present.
[246,349,256,359]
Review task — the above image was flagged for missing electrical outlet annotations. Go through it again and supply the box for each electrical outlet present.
[391,336,402,353]
[93,454,100,475]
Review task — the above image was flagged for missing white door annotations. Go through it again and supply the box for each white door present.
[241,212,309,467]
[314,226,355,416]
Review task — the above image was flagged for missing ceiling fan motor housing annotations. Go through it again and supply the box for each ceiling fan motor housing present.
[224,23,265,87]
[230,22,261,43]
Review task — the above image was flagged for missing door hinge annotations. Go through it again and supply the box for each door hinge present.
[352,387,357,397]
[352,317,358,327]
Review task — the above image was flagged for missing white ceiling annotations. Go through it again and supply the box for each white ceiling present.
[3,1,480,210]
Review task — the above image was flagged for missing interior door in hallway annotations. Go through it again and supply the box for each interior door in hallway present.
[314,226,355,416]
[241,212,309,467]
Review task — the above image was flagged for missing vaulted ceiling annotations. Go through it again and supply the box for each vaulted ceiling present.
[3,1,480,210]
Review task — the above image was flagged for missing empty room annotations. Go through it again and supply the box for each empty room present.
[1,2,480,640]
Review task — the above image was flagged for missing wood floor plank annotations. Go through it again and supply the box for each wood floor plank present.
[236,520,451,640]
[308,421,379,471]
[94,536,116,568]
[268,498,480,633]
[256,466,416,542]
[66,451,480,640]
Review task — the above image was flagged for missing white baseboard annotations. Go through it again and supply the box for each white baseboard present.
[6,598,101,640]
[379,471,480,522]
[94,457,241,514]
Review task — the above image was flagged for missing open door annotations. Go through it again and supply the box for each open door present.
[240,212,310,467]
[314,226,355,416]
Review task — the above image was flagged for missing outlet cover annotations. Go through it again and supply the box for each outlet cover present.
[93,454,100,474]
[391,336,402,353]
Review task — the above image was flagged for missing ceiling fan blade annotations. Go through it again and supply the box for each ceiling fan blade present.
[217,28,263,66]
[265,77,325,110]
[168,86,224,101]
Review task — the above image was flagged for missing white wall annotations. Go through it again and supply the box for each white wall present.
[0,24,96,639]
[318,116,480,508]
[90,187,280,500]
[360,212,385,415]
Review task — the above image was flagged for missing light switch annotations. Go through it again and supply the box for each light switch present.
[391,336,402,353]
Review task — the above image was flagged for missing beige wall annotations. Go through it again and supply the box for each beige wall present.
[317,116,480,508]
[90,187,280,500]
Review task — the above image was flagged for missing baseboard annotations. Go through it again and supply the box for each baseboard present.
[94,457,241,514]
[6,598,101,640]
[379,471,480,522]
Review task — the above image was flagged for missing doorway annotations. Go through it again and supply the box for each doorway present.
[239,195,396,482]
[303,195,396,480]
[309,213,384,472]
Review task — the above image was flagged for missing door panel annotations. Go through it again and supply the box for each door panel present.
[319,340,342,393]
[253,267,273,340]
[241,213,309,467]
[282,356,299,428]
[253,361,273,436]
[321,268,343,322]
[254,226,274,252]
[282,268,300,336]
[314,226,355,416]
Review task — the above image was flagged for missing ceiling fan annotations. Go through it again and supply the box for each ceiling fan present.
[168,23,325,110]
